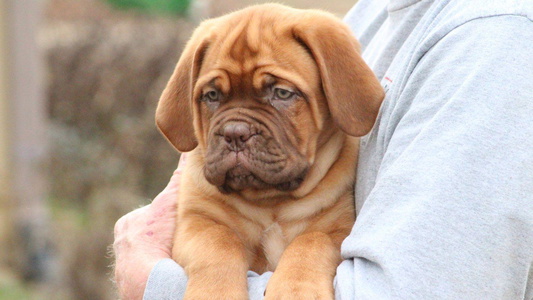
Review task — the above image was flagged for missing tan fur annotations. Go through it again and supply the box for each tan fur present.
[156,4,384,299]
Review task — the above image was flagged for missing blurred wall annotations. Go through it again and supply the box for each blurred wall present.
[0,0,12,272]
[0,0,9,191]
[1,0,53,284]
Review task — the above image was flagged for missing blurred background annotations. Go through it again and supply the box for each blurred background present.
[0,0,355,299]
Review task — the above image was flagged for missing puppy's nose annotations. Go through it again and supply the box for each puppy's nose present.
[222,122,252,151]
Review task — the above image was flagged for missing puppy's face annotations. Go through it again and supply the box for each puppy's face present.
[156,4,384,194]
[198,27,325,193]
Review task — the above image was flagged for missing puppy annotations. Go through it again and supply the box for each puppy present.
[156,4,383,299]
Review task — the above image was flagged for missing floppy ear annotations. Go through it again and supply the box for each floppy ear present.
[292,13,384,137]
[156,30,210,152]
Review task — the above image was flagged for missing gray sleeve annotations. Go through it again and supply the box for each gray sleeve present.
[143,259,272,300]
[336,16,533,299]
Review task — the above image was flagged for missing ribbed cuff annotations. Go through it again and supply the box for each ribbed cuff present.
[142,259,273,299]
[143,258,188,300]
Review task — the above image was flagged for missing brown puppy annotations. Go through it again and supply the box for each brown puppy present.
[156,4,383,299]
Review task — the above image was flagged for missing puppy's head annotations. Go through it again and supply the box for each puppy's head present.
[156,4,384,194]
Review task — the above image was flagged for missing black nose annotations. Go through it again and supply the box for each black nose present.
[222,122,252,151]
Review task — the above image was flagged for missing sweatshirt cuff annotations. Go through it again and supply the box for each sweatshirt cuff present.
[143,258,187,300]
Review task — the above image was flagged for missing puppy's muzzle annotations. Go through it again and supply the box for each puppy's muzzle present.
[222,121,255,152]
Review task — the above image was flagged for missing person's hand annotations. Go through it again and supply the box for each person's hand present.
[113,154,186,299]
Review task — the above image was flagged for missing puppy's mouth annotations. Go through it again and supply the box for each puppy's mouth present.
[222,164,306,194]
[204,146,308,194]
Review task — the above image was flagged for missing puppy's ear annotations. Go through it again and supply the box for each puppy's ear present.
[292,13,384,137]
[156,29,210,152]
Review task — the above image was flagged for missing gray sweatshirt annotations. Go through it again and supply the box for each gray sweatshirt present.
[143,0,533,299]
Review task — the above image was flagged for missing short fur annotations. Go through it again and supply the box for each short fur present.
[156,4,384,299]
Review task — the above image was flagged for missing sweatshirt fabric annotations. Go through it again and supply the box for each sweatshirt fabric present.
[143,0,533,299]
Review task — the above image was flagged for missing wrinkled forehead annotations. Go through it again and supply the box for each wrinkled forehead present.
[196,13,319,93]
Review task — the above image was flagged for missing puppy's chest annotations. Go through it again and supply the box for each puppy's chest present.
[244,215,308,272]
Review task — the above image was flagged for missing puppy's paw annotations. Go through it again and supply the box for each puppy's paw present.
[184,274,248,300]
[264,273,334,300]
[184,286,248,300]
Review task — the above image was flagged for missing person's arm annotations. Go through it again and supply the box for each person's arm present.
[336,16,533,299]
[113,160,183,300]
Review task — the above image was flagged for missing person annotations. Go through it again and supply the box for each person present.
[113,0,533,298]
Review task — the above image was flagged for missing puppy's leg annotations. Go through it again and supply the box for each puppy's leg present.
[175,216,248,300]
[264,231,340,300]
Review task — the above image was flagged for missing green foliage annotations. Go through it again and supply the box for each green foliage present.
[103,0,191,14]
[0,282,36,300]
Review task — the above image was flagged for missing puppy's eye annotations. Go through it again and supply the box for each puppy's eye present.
[274,88,295,100]
[204,90,220,102]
